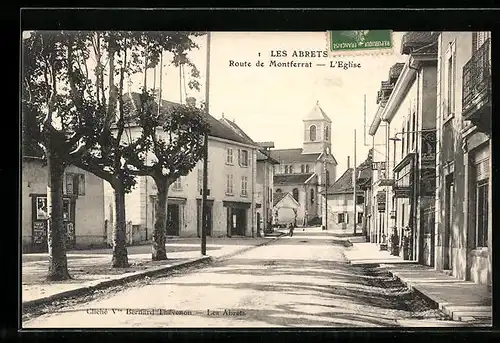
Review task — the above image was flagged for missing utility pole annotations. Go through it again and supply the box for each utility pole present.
[323,146,329,230]
[353,129,357,235]
[201,32,211,255]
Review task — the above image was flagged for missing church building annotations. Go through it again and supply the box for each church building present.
[270,102,338,226]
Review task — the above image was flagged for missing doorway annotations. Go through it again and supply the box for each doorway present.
[444,174,454,270]
[227,207,247,236]
[166,204,180,236]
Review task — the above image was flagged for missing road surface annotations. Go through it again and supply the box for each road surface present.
[23,228,455,328]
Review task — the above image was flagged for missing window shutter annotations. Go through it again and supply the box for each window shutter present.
[78,174,85,195]
[238,149,241,166]
[66,173,74,195]
[346,213,349,223]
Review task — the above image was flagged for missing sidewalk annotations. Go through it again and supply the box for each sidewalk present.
[22,235,284,310]
[343,242,492,326]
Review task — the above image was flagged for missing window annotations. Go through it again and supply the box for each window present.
[475,155,489,248]
[406,120,410,154]
[239,149,249,167]
[401,127,405,158]
[305,164,310,173]
[338,213,345,223]
[357,212,363,224]
[66,173,85,196]
[474,32,491,52]
[284,165,289,174]
[292,188,299,202]
[226,174,234,195]
[356,195,364,205]
[346,213,349,224]
[445,43,456,118]
[172,177,183,191]
[241,176,248,196]
[301,164,305,173]
[226,148,233,164]
[310,189,315,204]
[411,111,416,149]
[288,165,293,174]
[309,125,317,141]
[276,188,282,193]
[325,126,329,141]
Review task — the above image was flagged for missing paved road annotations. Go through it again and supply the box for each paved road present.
[23,228,458,328]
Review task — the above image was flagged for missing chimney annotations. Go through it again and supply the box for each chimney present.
[347,156,350,169]
[186,97,196,108]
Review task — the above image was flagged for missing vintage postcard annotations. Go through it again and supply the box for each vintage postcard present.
[21,29,492,328]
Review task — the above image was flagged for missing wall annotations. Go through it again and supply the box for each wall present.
[326,193,364,231]
[273,195,300,225]
[104,128,258,240]
[302,119,332,155]
[434,32,472,277]
[22,159,106,250]
[273,184,307,224]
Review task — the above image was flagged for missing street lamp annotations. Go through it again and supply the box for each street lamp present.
[323,146,330,231]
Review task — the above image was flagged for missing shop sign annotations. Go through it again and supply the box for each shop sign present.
[371,162,386,170]
[377,191,386,212]
[379,179,395,187]
[393,186,411,198]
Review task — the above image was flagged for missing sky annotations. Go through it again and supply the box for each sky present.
[128,31,408,175]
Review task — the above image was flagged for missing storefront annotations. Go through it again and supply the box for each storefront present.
[30,194,76,252]
[150,196,186,237]
[466,141,491,285]
[224,201,251,236]
[393,153,415,260]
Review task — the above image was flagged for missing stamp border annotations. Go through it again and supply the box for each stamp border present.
[325,30,395,57]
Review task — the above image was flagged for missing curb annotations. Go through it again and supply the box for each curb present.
[23,235,286,312]
[343,254,491,323]
[22,256,212,312]
[212,232,286,262]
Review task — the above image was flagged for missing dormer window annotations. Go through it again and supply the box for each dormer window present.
[309,125,317,141]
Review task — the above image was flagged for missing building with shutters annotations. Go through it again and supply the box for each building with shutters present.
[434,31,491,286]
[369,32,440,264]
[269,102,338,227]
[321,153,372,232]
[103,94,260,243]
[22,156,106,253]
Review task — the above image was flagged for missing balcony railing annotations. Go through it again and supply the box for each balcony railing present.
[462,38,492,122]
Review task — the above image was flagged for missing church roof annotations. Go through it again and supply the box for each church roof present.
[274,173,316,186]
[303,102,332,122]
[269,149,321,163]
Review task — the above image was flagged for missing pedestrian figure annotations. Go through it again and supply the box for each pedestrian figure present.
[288,222,294,237]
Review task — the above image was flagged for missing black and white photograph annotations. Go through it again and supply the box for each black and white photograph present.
[20,27,492,328]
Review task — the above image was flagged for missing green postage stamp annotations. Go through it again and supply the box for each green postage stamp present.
[326,30,394,56]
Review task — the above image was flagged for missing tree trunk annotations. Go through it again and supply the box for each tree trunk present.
[152,179,168,261]
[112,183,129,268]
[46,150,71,281]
